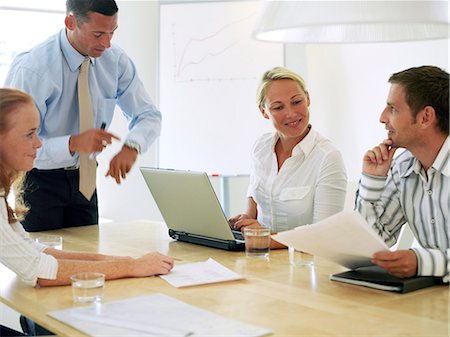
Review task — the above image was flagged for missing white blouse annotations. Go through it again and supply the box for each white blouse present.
[0,192,58,286]
[248,128,347,232]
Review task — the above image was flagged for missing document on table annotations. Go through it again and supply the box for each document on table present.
[160,258,244,287]
[48,293,273,337]
[271,210,390,269]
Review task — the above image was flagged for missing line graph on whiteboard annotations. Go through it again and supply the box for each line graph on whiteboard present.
[172,12,257,82]
[158,1,283,174]
[161,2,281,83]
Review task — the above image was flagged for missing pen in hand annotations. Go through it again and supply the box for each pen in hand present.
[89,122,107,160]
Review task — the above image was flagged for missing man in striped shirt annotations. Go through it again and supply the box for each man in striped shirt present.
[356,65,449,282]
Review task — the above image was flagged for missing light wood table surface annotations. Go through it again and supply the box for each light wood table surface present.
[1,220,448,336]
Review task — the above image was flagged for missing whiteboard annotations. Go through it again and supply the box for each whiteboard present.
[159,1,284,175]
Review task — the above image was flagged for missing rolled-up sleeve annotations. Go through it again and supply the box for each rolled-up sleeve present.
[0,206,58,287]
[116,55,161,153]
[412,247,449,281]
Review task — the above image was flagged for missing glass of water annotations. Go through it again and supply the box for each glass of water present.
[288,246,314,267]
[71,272,105,303]
[244,227,270,259]
[35,235,63,250]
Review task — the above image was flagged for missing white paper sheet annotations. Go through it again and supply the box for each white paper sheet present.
[271,210,389,269]
[160,258,244,287]
[48,293,272,337]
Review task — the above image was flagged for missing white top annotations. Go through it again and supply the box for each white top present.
[248,128,347,232]
[0,192,58,286]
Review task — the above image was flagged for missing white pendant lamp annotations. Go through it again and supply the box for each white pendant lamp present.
[253,0,449,43]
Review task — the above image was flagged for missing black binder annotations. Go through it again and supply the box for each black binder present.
[330,265,444,293]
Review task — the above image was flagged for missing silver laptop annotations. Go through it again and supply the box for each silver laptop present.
[140,167,245,251]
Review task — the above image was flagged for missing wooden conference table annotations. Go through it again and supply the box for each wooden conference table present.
[1,220,448,336]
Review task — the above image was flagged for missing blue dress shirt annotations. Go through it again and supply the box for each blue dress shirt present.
[4,29,161,169]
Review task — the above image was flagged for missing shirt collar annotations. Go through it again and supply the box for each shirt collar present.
[293,125,315,157]
[60,29,95,72]
[400,135,450,178]
[270,125,316,158]
[432,135,450,177]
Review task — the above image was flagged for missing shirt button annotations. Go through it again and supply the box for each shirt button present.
[431,218,435,224]
[427,189,432,195]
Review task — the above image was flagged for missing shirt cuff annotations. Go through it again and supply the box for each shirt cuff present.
[22,254,58,287]
[412,247,448,279]
[358,173,387,201]
[45,135,74,163]
[123,139,141,154]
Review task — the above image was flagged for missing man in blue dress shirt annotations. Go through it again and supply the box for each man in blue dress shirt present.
[4,0,161,231]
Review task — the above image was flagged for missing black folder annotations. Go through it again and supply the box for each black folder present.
[330,265,443,293]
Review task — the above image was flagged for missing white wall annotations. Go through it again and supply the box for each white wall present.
[98,1,261,222]
[1,2,447,222]
[97,1,163,222]
[285,40,449,182]
[97,2,449,222]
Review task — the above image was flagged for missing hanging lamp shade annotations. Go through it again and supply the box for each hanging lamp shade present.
[253,1,449,43]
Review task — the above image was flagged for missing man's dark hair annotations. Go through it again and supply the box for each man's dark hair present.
[66,0,118,23]
[389,65,449,135]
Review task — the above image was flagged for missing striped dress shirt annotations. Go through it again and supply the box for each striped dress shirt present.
[0,193,58,286]
[356,136,449,282]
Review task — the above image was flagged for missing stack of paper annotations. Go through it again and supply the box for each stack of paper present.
[48,293,273,337]
[160,258,244,287]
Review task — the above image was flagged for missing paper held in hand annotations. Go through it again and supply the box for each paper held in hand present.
[271,210,389,269]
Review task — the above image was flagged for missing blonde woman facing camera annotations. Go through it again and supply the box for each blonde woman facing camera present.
[0,88,174,288]
[229,67,347,248]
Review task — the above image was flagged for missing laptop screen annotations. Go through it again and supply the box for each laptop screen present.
[140,167,237,241]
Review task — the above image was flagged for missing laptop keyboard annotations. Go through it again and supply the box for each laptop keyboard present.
[232,230,244,241]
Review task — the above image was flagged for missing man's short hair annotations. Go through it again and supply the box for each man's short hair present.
[66,0,118,23]
[389,65,449,135]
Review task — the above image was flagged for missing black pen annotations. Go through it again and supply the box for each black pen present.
[89,122,107,159]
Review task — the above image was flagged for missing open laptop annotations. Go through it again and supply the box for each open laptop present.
[140,167,245,251]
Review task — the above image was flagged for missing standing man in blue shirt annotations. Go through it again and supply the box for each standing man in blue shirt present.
[4,0,161,231]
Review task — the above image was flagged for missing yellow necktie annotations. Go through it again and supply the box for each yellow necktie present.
[78,57,96,200]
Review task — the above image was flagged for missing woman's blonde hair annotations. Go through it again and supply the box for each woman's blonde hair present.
[0,88,34,223]
[256,66,308,109]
